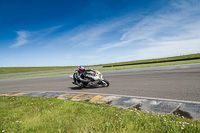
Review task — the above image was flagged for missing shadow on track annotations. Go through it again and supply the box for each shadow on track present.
[69,86,99,90]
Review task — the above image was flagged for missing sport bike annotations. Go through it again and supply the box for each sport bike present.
[70,69,109,88]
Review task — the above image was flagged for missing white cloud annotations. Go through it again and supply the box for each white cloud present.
[79,55,99,59]
[44,14,138,49]
[97,39,132,52]
[97,0,200,55]
[112,39,200,63]
[134,39,200,60]
[65,19,129,46]
[10,31,29,48]
[10,26,61,48]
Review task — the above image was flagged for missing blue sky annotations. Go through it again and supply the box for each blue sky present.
[0,0,200,67]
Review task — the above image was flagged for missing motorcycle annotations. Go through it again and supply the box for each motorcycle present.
[69,69,109,88]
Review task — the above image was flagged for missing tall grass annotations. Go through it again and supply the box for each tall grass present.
[0,96,199,133]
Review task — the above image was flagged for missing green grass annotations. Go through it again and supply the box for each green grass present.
[0,66,77,74]
[1,59,200,80]
[102,53,200,67]
[1,53,200,75]
[1,54,200,80]
[0,70,75,80]
[0,96,199,133]
[96,59,200,71]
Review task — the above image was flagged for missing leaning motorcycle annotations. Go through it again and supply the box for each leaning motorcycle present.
[69,69,109,88]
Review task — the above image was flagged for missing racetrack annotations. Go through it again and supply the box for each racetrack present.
[0,64,200,102]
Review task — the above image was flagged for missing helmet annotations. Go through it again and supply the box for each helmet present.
[78,65,85,72]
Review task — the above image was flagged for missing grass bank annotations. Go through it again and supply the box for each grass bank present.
[103,53,200,67]
[0,70,75,80]
[0,66,77,75]
[1,53,200,75]
[0,96,199,133]
[97,59,200,71]
[1,59,200,80]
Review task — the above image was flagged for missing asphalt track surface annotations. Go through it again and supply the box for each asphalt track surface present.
[0,64,200,102]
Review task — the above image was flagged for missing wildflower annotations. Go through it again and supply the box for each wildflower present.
[183,122,189,125]
[181,127,184,130]
[2,130,5,133]
[16,121,19,123]
[116,114,118,116]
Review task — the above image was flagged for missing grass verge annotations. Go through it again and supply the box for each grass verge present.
[97,59,200,71]
[0,66,77,75]
[0,71,74,80]
[0,96,199,133]
[1,53,200,75]
[102,53,200,67]
[1,59,200,80]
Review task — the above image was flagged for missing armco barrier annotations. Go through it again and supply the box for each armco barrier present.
[0,91,199,121]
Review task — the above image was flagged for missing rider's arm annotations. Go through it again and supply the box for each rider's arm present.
[76,72,88,82]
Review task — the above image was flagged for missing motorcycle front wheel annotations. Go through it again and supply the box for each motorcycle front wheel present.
[102,79,109,87]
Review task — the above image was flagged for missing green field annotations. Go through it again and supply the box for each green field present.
[0,53,200,80]
[102,53,200,67]
[0,66,77,75]
[1,53,200,74]
[0,96,199,133]
[1,59,200,80]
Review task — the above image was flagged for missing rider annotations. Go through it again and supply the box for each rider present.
[75,65,89,87]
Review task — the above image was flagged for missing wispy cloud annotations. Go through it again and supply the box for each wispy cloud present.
[43,0,200,65]
[10,26,61,48]
[10,31,29,48]
[45,14,137,49]
[66,21,124,47]
[97,0,200,54]
[115,39,200,62]
[79,55,99,59]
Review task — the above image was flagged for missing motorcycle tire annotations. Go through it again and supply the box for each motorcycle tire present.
[73,73,77,83]
[102,79,109,87]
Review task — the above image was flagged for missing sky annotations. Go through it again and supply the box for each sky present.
[0,0,200,67]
